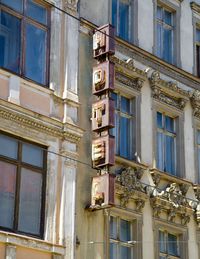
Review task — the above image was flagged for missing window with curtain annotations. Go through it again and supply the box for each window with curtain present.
[159,230,180,259]
[0,0,50,85]
[0,132,46,237]
[156,5,174,64]
[156,112,176,175]
[109,215,134,259]
[111,92,134,160]
[112,0,132,42]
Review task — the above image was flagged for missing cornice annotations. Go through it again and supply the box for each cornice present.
[0,100,84,143]
[191,2,200,14]
[63,0,78,15]
[190,90,200,118]
[149,71,190,110]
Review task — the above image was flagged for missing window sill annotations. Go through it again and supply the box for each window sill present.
[115,155,148,169]
[0,230,65,255]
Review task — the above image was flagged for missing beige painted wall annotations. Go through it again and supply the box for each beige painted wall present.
[16,247,51,259]
[0,243,5,259]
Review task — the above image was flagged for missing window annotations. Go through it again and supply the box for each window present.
[156,5,174,64]
[156,112,176,175]
[0,132,46,237]
[159,230,180,259]
[196,28,200,77]
[109,215,134,259]
[197,130,200,183]
[111,0,132,42]
[111,92,134,160]
[0,0,50,85]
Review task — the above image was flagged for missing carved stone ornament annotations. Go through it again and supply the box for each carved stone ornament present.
[63,0,79,12]
[115,72,144,91]
[191,2,200,14]
[116,167,145,208]
[135,199,145,212]
[150,71,160,84]
[151,85,187,110]
[191,90,200,118]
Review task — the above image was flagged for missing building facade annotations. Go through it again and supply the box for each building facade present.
[0,0,82,259]
[77,0,200,259]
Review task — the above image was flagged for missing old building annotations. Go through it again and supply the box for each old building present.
[0,0,82,259]
[77,0,200,258]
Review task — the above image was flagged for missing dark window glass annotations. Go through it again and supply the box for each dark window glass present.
[26,0,47,25]
[0,134,18,159]
[120,219,131,242]
[168,234,179,256]
[0,0,49,85]
[110,216,117,239]
[110,243,117,259]
[121,96,130,114]
[22,143,43,167]
[18,168,42,235]
[25,23,47,85]
[0,161,16,229]
[0,133,46,237]
[0,11,21,73]
[120,116,131,158]
[1,0,23,12]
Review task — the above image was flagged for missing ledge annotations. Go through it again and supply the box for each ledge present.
[0,231,65,255]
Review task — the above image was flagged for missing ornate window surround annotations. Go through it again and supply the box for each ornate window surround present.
[153,220,188,259]
[153,0,182,67]
[150,70,189,179]
[110,55,146,162]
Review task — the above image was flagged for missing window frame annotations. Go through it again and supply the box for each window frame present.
[152,101,185,178]
[154,221,188,259]
[193,18,200,77]
[153,0,181,67]
[0,0,51,87]
[0,131,47,238]
[159,229,180,258]
[110,0,138,44]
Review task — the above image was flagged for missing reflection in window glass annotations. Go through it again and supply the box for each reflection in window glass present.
[22,143,43,167]
[120,246,131,259]
[0,11,21,73]
[0,161,16,229]
[110,216,117,239]
[0,134,18,159]
[1,0,23,12]
[25,23,46,84]
[120,219,131,242]
[18,168,42,235]
[159,231,180,258]
[27,0,47,25]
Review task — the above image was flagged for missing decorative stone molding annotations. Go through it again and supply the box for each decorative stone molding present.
[110,55,146,79]
[63,0,79,13]
[115,72,144,91]
[115,167,146,209]
[149,70,190,110]
[190,90,200,118]
[6,244,16,259]
[191,2,200,14]
[0,105,84,143]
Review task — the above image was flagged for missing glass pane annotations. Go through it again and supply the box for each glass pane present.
[112,0,117,33]
[165,116,174,133]
[0,161,16,228]
[157,112,163,129]
[120,246,131,259]
[22,143,43,167]
[110,243,117,259]
[18,168,42,235]
[111,92,118,109]
[25,23,47,85]
[120,116,131,159]
[119,1,129,41]
[1,0,23,12]
[164,10,172,26]
[156,23,162,58]
[0,11,21,73]
[157,132,164,171]
[157,6,162,20]
[120,219,131,242]
[196,28,200,43]
[168,233,179,256]
[165,135,175,174]
[159,231,165,253]
[121,96,130,114]
[0,134,18,159]
[110,216,117,239]
[27,0,47,25]
[163,28,173,63]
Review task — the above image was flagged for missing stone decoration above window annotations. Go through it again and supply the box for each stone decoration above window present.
[149,71,190,110]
